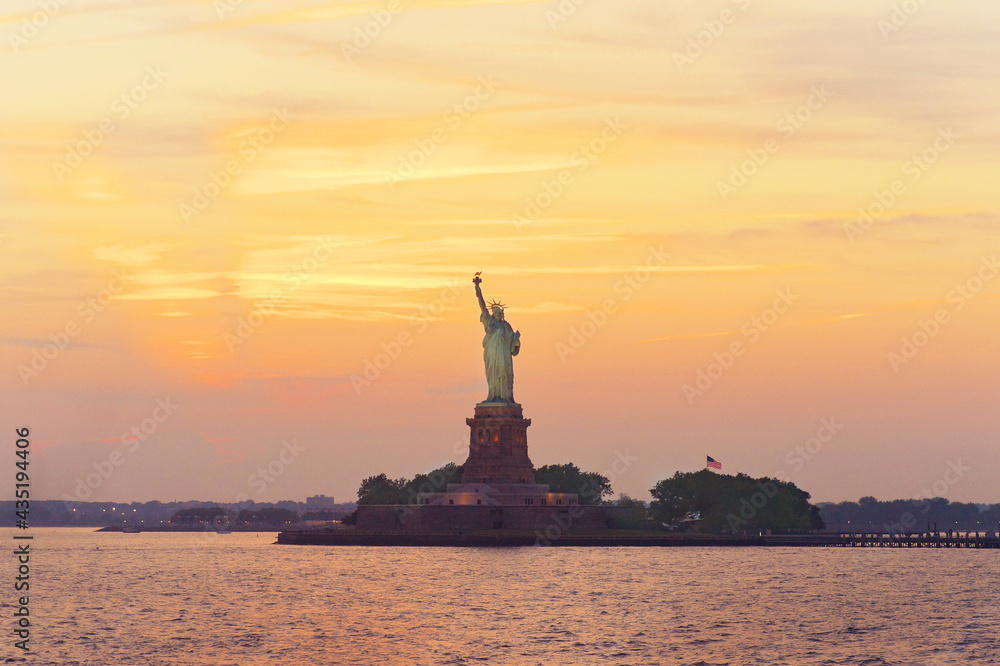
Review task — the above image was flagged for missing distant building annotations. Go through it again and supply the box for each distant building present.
[306,494,336,509]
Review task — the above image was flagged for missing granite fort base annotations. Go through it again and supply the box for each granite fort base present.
[356,503,630,532]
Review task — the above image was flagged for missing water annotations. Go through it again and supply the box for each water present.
[5,528,998,665]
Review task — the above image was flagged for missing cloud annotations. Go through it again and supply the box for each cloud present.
[116,287,224,301]
[93,242,175,265]
[215,448,245,464]
[224,0,555,29]
[0,337,102,349]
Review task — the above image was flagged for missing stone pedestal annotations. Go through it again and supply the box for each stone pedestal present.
[372,400,581,527]
[462,402,535,484]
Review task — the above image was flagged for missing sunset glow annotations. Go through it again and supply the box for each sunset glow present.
[2,0,998,504]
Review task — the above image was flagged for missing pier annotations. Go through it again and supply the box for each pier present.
[768,531,1000,548]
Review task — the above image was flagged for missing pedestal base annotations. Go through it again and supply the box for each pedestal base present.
[462,404,534,484]
[404,400,579,519]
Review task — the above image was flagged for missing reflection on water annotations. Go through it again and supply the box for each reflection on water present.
[8,528,999,665]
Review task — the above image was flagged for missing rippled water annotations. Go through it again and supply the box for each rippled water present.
[4,528,998,665]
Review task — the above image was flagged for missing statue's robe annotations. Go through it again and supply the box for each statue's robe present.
[481,311,520,403]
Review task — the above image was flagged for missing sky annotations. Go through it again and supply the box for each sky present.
[1,0,997,506]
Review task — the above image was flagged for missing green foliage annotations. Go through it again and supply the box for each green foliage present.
[610,493,650,529]
[357,473,409,505]
[356,463,465,505]
[408,463,463,496]
[534,463,613,505]
[649,470,824,534]
[819,497,1000,533]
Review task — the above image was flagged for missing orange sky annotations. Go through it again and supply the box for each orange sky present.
[1,0,998,504]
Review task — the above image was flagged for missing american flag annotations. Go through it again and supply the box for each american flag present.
[706,456,722,470]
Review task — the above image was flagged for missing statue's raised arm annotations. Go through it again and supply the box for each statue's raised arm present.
[473,272,488,318]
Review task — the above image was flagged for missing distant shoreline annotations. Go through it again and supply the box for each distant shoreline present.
[96,525,288,533]
[276,529,1000,548]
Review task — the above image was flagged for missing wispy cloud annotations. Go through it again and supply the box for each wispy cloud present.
[224,0,554,29]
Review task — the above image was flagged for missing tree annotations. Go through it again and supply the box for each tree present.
[534,463,613,505]
[407,463,463,499]
[356,464,465,505]
[357,474,409,505]
[650,470,824,534]
[818,497,1000,533]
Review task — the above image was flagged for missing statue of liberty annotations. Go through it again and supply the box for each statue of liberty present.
[473,273,520,405]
